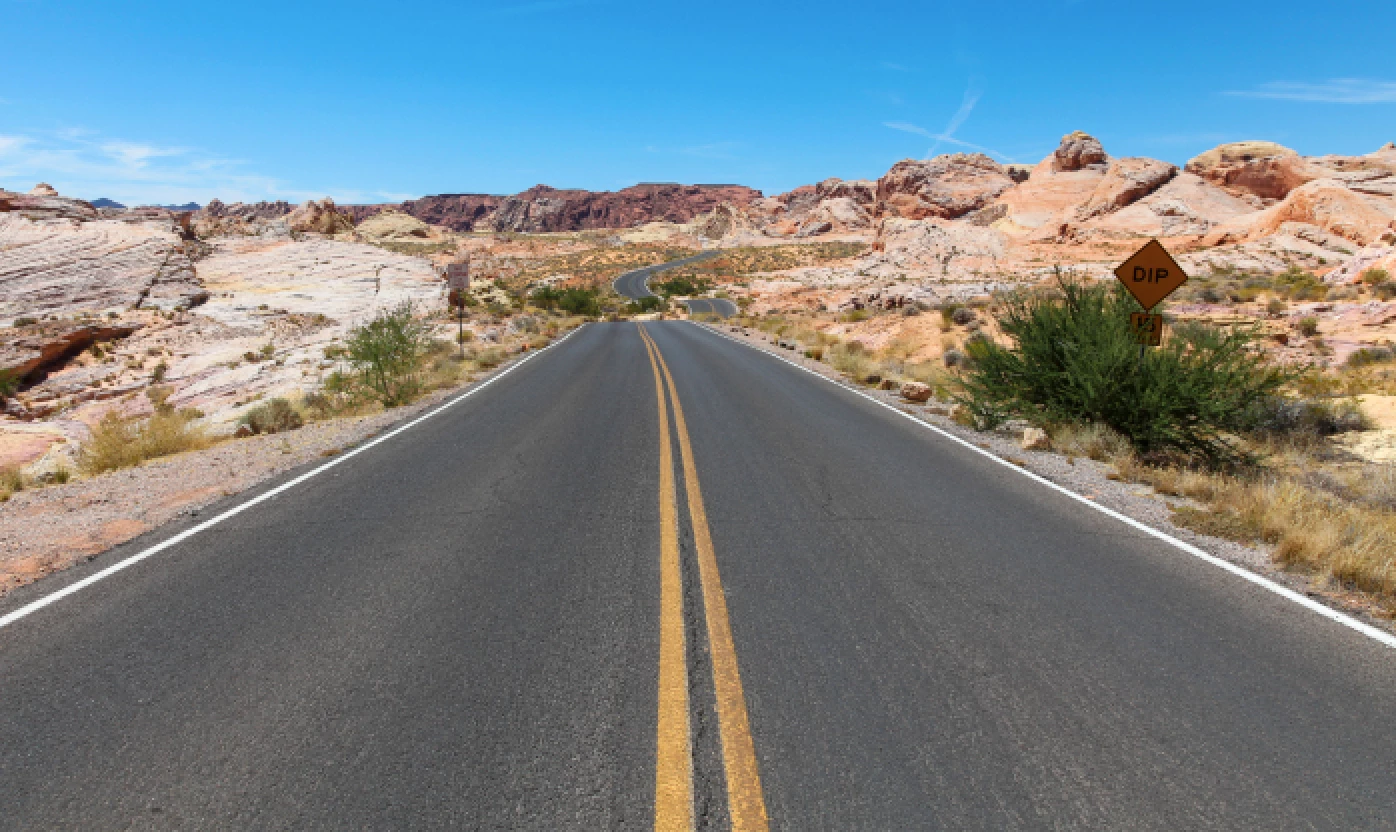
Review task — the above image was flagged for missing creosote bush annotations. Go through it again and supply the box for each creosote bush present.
[239,398,304,435]
[958,275,1294,461]
[344,301,434,407]
[79,389,211,474]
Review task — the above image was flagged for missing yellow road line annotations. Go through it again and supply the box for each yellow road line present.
[641,325,694,832]
[641,325,771,832]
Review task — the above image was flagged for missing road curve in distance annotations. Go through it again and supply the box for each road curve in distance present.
[612,251,721,301]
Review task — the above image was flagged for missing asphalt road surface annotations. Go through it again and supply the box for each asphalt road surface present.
[612,252,736,318]
[2,322,1394,830]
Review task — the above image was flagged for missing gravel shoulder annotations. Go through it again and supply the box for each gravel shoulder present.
[699,320,1396,639]
[0,343,548,598]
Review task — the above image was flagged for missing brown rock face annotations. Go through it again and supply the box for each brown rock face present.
[1185,141,1318,200]
[483,183,761,232]
[816,178,876,205]
[1075,158,1178,220]
[398,194,502,231]
[1051,131,1109,172]
[286,198,354,235]
[0,322,143,386]
[876,154,1016,220]
[0,189,98,222]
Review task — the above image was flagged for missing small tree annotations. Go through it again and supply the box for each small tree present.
[959,274,1295,462]
[344,301,434,406]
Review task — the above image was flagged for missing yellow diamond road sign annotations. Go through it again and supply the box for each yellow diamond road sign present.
[1114,239,1188,311]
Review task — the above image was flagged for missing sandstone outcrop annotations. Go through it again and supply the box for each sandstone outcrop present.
[0,213,208,323]
[354,210,434,241]
[1185,141,1318,200]
[395,194,502,231]
[0,187,98,222]
[692,202,755,239]
[1080,172,1255,239]
[876,154,1016,220]
[286,198,354,235]
[29,183,59,197]
[1074,158,1178,220]
[816,178,876,205]
[1208,179,1396,246]
[1050,131,1109,172]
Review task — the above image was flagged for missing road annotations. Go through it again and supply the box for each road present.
[612,252,737,318]
[2,321,1394,830]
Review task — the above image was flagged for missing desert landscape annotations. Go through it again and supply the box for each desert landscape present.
[4,130,1396,610]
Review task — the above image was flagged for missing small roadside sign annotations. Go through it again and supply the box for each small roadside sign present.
[445,260,471,292]
[1114,239,1187,311]
[1129,312,1164,346]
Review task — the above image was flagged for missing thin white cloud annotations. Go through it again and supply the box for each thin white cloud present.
[883,118,1012,162]
[0,127,396,206]
[882,81,1013,161]
[879,61,911,72]
[1226,79,1396,103]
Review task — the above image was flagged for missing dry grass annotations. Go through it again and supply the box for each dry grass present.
[79,409,214,474]
[0,466,24,502]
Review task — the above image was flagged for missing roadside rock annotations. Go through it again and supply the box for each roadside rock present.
[1021,426,1050,450]
[900,381,932,402]
[877,154,1017,220]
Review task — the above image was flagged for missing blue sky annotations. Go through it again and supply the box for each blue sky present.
[1,0,1393,205]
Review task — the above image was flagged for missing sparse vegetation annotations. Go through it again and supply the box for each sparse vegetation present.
[79,390,212,474]
[958,275,1294,461]
[239,398,304,435]
[343,301,435,407]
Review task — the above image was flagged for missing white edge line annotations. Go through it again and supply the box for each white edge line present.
[0,324,588,632]
[693,322,1396,651]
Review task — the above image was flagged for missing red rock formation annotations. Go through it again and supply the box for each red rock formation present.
[876,154,1016,220]
[1184,142,1318,201]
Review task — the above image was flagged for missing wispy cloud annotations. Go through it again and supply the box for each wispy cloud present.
[1225,79,1396,103]
[0,127,400,205]
[882,81,1012,161]
[879,61,911,72]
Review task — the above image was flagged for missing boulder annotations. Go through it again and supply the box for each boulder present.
[692,202,754,239]
[1074,158,1178,220]
[1021,427,1050,451]
[286,198,354,235]
[876,154,1017,220]
[900,381,933,402]
[1051,131,1109,172]
[1184,141,1318,200]
[804,197,872,231]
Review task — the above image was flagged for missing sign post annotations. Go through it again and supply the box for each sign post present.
[444,258,471,359]
[1113,239,1188,354]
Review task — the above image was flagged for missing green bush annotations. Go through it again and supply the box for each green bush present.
[239,398,304,435]
[958,276,1294,461]
[1297,317,1320,337]
[0,369,18,402]
[345,301,434,406]
[556,288,601,317]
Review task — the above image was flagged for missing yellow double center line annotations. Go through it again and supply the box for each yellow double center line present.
[639,324,769,832]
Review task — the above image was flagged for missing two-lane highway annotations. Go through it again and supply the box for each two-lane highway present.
[1,321,1394,829]
[612,253,738,318]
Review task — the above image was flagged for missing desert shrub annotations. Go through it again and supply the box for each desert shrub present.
[0,466,24,501]
[13,317,38,327]
[1266,298,1287,315]
[344,301,434,407]
[556,288,601,317]
[1297,317,1320,337]
[531,285,563,310]
[942,348,966,368]
[1273,267,1327,301]
[626,295,664,314]
[951,306,976,326]
[653,276,709,297]
[958,277,1294,461]
[0,369,18,402]
[1361,268,1390,287]
[1346,346,1396,368]
[239,398,304,435]
[1245,396,1367,438]
[80,407,210,474]
[828,342,875,379]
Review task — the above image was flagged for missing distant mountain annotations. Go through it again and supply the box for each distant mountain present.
[90,198,125,209]
[146,202,201,212]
